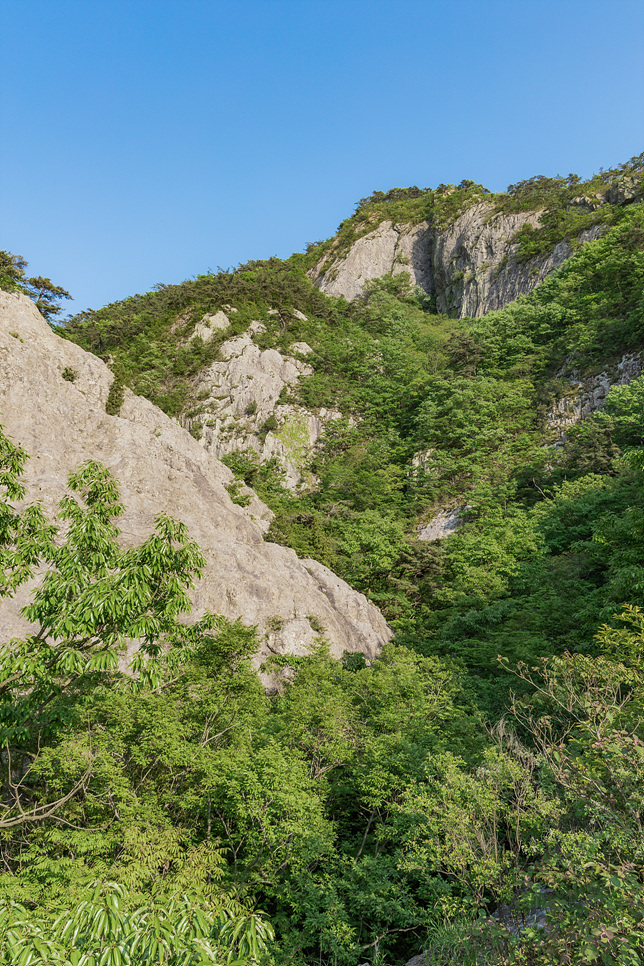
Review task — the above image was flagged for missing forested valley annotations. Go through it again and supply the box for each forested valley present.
[1,161,643,964]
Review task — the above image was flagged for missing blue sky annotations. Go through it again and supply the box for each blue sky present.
[1,0,643,314]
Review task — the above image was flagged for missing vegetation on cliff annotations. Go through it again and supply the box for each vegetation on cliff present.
[301,153,643,268]
[1,423,643,964]
[0,251,72,322]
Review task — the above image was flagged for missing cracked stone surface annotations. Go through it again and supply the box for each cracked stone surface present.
[431,204,604,317]
[313,221,433,301]
[545,352,644,445]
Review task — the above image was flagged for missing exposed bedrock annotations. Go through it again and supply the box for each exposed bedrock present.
[311,205,604,317]
[0,293,392,664]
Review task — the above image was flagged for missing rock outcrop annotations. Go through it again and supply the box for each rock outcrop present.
[545,352,644,444]
[0,292,392,664]
[605,175,643,206]
[188,308,232,342]
[182,320,340,488]
[312,222,433,301]
[417,506,468,542]
[431,205,602,317]
[310,198,614,317]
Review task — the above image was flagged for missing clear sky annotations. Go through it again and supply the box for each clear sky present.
[1,0,643,315]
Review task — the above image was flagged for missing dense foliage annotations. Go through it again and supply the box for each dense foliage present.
[2,172,644,963]
[2,427,643,964]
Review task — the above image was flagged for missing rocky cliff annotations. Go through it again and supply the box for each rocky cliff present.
[182,314,339,489]
[0,292,391,664]
[545,351,644,444]
[430,205,603,317]
[311,221,433,302]
[311,186,637,316]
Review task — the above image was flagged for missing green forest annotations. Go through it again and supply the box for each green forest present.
[1,163,644,964]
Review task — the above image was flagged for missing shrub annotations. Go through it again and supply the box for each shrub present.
[105,374,125,415]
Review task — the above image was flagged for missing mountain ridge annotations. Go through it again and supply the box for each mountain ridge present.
[307,163,643,314]
[2,159,644,964]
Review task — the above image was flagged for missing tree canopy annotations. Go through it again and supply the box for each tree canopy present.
[0,251,72,322]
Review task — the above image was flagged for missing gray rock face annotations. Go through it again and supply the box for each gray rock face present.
[605,176,643,206]
[189,309,231,342]
[545,352,644,444]
[417,507,468,542]
[182,328,340,488]
[311,203,605,317]
[431,207,602,317]
[0,292,392,664]
[432,204,540,315]
[566,193,605,212]
[312,221,433,301]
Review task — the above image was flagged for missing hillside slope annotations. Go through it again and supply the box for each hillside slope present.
[54,201,644,689]
[2,166,644,966]
[0,292,391,662]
